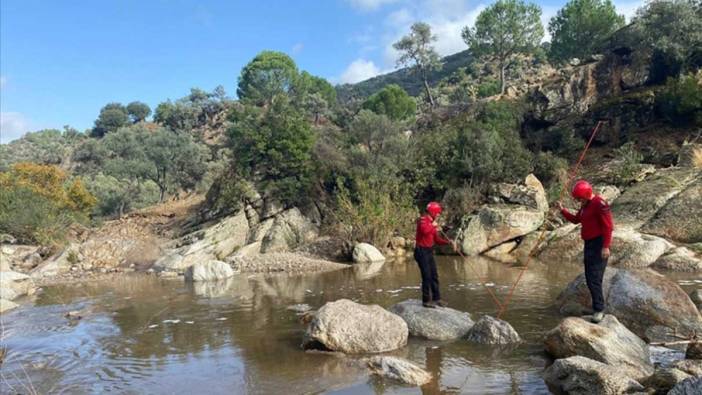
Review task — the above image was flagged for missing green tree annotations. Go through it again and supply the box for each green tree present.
[91,103,129,137]
[362,84,416,121]
[393,22,442,107]
[237,51,299,106]
[227,96,315,205]
[634,0,702,81]
[656,73,702,126]
[349,110,402,157]
[462,0,544,95]
[126,101,152,123]
[296,71,337,105]
[548,0,625,63]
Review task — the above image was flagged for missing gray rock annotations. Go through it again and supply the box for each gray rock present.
[260,208,318,253]
[466,315,521,345]
[611,168,699,229]
[366,356,432,386]
[352,243,386,263]
[691,290,702,310]
[643,176,702,244]
[654,247,702,272]
[640,368,691,394]
[544,315,653,380]
[389,299,474,341]
[673,360,702,377]
[0,298,18,314]
[557,268,702,340]
[302,299,407,354]
[484,241,518,264]
[668,377,702,395]
[459,205,544,256]
[543,356,644,395]
[489,174,548,212]
[609,228,673,269]
[184,260,236,282]
[687,342,702,360]
[595,185,621,203]
[30,244,79,278]
[0,270,36,301]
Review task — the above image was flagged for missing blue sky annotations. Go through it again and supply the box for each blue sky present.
[1,0,644,142]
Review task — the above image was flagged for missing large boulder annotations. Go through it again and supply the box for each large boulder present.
[544,315,653,380]
[459,205,544,256]
[366,356,432,386]
[537,226,672,268]
[352,243,386,263]
[260,208,319,253]
[640,368,691,394]
[557,268,702,340]
[669,377,702,395]
[642,176,702,244]
[543,356,644,395]
[690,290,702,311]
[30,243,79,278]
[0,298,18,314]
[184,260,236,282]
[610,168,699,228]
[302,299,407,354]
[389,299,474,341]
[0,270,35,301]
[154,211,249,271]
[654,247,702,272]
[489,174,548,212]
[673,360,702,377]
[465,315,521,345]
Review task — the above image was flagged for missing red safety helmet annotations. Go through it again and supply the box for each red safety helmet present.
[426,202,442,218]
[571,180,593,200]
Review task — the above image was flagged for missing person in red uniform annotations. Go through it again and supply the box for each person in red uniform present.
[415,202,455,308]
[558,180,614,323]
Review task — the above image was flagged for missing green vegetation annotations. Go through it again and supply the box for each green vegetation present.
[462,0,544,95]
[362,84,416,120]
[548,0,625,63]
[656,73,702,126]
[0,163,95,245]
[126,101,152,123]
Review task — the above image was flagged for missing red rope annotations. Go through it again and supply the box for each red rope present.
[495,120,604,319]
[436,121,604,318]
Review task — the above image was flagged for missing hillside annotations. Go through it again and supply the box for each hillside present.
[336,50,474,101]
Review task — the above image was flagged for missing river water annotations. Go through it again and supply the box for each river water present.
[1,256,699,394]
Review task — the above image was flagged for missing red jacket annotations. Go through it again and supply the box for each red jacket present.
[415,215,450,248]
[561,195,614,248]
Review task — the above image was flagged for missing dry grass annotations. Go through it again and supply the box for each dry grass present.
[692,146,702,169]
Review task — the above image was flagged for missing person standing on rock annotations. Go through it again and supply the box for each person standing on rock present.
[558,180,614,323]
[414,202,456,308]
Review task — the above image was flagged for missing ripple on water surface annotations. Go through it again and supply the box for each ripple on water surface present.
[2,257,580,394]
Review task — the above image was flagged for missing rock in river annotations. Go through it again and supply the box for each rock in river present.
[366,356,432,386]
[302,299,407,354]
[389,299,474,341]
[556,268,702,340]
[543,356,644,395]
[465,315,521,345]
[184,260,236,282]
[544,315,653,380]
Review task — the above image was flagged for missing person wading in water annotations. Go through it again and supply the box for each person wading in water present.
[558,180,614,323]
[414,202,456,308]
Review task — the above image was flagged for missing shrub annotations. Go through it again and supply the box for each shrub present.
[476,79,501,98]
[332,177,416,250]
[656,73,702,126]
[612,142,644,185]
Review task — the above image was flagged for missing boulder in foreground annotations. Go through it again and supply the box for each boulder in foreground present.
[302,299,408,354]
[389,299,474,341]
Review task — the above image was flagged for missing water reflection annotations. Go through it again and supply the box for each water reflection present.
[2,257,579,394]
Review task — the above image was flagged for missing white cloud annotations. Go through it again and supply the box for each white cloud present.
[339,59,382,83]
[0,112,30,143]
[347,0,399,12]
[292,42,304,54]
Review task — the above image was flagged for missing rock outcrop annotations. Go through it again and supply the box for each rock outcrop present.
[366,356,432,386]
[668,377,702,395]
[543,356,645,395]
[352,243,386,263]
[465,315,521,345]
[184,260,236,282]
[389,299,474,341]
[642,177,702,244]
[557,268,702,340]
[544,315,653,380]
[302,299,408,354]
[654,247,702,272]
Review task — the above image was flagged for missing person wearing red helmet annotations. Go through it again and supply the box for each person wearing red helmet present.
[558,180,614,323]
[414,202,455,308]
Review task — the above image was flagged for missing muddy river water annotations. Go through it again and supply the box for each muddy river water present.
[2,256,699,394]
